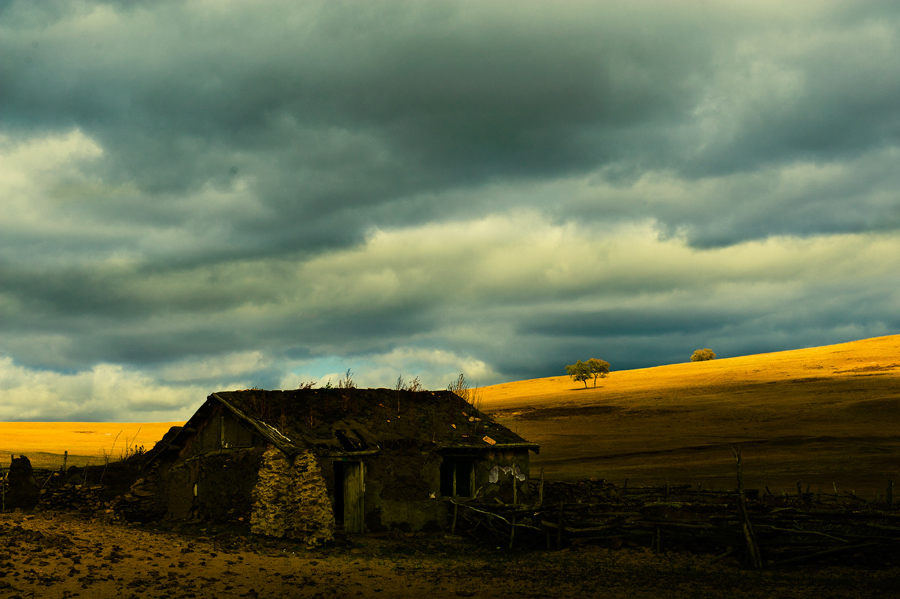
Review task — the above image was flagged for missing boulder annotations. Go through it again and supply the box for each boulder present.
[6,455,40,509]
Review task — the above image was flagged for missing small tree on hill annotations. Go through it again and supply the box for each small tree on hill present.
[691,348,716,362]
[586,358,610,387]
[565,360,592,388]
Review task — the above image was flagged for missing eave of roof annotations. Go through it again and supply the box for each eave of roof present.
[437,442,540,454]
[211,392,300,455]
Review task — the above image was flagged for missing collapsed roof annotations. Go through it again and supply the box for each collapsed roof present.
[148,388,538,462]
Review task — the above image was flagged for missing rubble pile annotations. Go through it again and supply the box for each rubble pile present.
[38,478,119,514]
[1,457,145,516]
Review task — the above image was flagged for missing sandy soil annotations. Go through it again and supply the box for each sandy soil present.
[1,510,898,599]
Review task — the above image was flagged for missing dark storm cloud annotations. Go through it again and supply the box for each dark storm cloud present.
[5,1,899,254]
[1,0,900,420]
[522,308,742,338]
[2,0,714,253]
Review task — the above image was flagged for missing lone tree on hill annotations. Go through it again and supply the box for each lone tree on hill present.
[566,358,610,388]
[586,358,610,387]
[566,360,592,387]
[691,348,716,362]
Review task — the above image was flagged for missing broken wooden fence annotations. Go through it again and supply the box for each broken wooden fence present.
[450,477,900,567]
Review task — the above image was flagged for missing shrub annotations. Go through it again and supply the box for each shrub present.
[691,348,717,362]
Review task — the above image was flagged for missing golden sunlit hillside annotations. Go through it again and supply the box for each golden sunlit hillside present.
[0,423,181,468]
[480,335,900,496]
[2,336,898,496]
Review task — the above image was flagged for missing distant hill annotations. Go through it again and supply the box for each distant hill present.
[0,423,182,468]
[479,335,900,495]
[4,335,898,492]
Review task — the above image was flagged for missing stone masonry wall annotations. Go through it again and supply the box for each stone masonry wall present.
[250,446,335,546]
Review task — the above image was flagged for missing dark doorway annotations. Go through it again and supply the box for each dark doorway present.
[332,461,365,533]
[333,461,345,526]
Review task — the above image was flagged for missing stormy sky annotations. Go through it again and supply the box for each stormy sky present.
[2,0,899,421]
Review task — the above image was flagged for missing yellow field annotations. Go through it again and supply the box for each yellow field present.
[3,335,898,494]
[0,422,181,468]
[479,334,900,495]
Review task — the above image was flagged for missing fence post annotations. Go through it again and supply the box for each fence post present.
[732,446,762,569]
[509,478,517,549]
[451,501,458,534]
[556,501,564,550]
[538,466,544,507]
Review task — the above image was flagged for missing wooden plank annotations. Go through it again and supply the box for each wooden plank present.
[344,462,365,534]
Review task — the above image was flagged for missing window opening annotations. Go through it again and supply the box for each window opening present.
[440,458,474,497]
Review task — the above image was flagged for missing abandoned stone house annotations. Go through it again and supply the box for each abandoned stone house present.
[131,388,538,545]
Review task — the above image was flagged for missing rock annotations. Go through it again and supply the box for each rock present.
[6,456,40,510]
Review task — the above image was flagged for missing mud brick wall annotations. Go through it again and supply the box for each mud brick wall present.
[195,448,264,522]
[363,451,447,533]
[250,446,335,545]
[477,448,533,504]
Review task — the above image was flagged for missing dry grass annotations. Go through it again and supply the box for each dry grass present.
[479,334,900,496]
[3,335,898,495]
[0,422,181,468]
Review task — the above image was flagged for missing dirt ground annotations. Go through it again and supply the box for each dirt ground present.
[1,510,898,599]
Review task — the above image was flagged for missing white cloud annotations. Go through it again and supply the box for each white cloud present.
[83,209,900,335]
[364,347,497,389]
[0,129,103,228]
[2,0,899,420]
[158,351,272,383]
[278,347,497,392]
[0,357,203,422]
[294,213,900,304]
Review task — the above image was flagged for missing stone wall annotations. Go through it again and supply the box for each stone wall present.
[250,446,335,546]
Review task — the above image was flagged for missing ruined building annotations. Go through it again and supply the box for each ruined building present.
[129,388,538,545]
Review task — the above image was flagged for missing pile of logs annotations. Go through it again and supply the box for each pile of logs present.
[451,461,899,567]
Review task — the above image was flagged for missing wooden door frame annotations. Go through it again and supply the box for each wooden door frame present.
[334,459,365,533]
